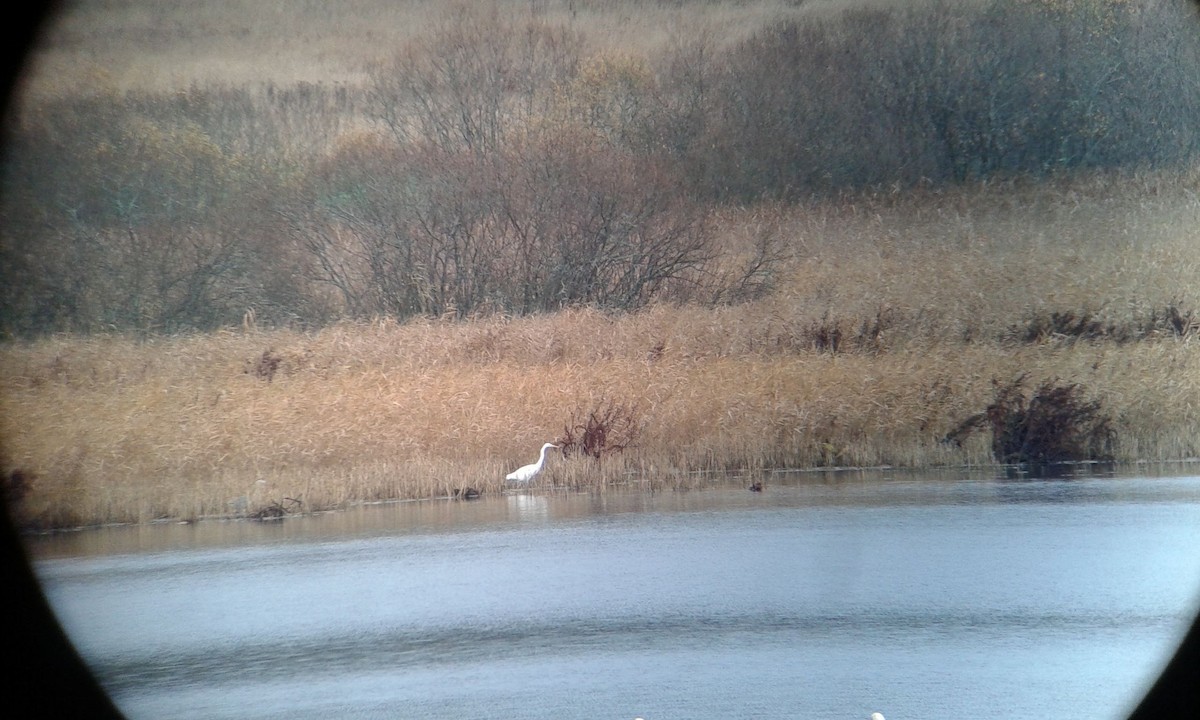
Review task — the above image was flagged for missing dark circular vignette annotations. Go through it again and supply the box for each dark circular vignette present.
[0,2,1196,719]
[2,4,122,717]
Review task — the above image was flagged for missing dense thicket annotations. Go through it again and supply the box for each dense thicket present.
[3,0,1199,335]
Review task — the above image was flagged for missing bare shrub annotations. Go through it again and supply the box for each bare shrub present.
[560,398,640,462]
[245,349,282,382]
[946,375,1115,466]
[295,119,718,318]
[366,4,581,153]
[703,206,791,305]
[502,128,715,312]
[249,497,303,520]
[561,50,659,153]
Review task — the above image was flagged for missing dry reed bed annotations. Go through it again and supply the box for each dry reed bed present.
[3,180,1199,528]
[2,316,1197,528]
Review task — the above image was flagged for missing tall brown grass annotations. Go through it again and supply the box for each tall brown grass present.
[3,177,1198,528]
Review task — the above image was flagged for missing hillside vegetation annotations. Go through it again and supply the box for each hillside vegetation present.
[2,0,1199,527]
[4,0,1198,332]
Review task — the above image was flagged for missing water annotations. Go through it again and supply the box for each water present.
[28,470,1200,720]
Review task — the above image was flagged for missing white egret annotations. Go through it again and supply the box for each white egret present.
[505,442,559,483]
[870,713,886,720]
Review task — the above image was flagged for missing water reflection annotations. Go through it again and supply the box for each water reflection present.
[27,469,1200,720]
[506,492,549,523]
[26,467,1200,561]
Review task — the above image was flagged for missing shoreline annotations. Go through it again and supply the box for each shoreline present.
[17,458,1200,537]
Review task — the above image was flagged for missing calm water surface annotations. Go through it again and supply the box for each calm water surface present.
[29,469,1200,720]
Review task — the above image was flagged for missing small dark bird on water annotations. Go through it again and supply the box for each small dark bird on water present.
[749,481,763,492]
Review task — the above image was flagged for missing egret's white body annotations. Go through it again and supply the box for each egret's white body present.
[505,443,558,483]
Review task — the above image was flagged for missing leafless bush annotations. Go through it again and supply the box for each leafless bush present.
[946,375,1115,466]
[366,4,580,153]
[295,118,718,318]
[560,398,640,462]
[245,349,282,382]
[249,497,303,520]
[502,131,715,312]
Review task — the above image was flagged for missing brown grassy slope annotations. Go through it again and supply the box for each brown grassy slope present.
[23,0,803,96]
[2,177,1199,528]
